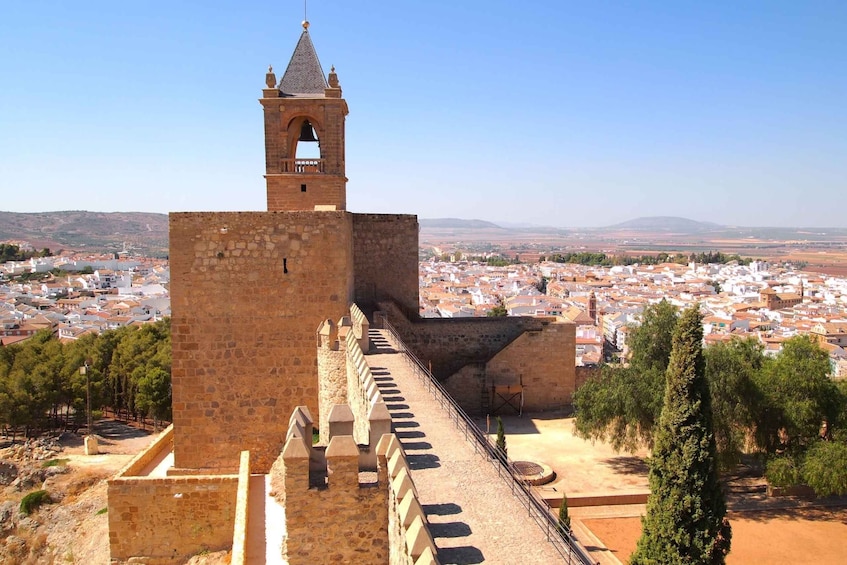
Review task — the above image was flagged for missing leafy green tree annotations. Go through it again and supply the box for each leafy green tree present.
[135,367,172,431]
[765,456,800,488]
[801,441,847,496]
[753,335,839,454]
[487,297,508,317]
[631,306,730,565]
[574,300,678,450]
[0,319,172,436]
[495,416,507,459]
[708,280,722,294]
[704,338,763,467]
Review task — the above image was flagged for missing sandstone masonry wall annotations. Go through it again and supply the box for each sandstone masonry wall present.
[380,301,577,414]
[230,451,251,565]
[344,328,391,469]
[273,432,389,563]
[378,434,439,565]
[118,425,173,477]
[169,211,353,473]
[353,214,420,314]
[484,321,576,409]
[575,365,600,392]
[380,301,543,378]
[108,475,238,563]
[439,363,486,412]
[317,319,348,444]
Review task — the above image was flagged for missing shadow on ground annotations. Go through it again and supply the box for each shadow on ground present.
[601,456,648,475]
[95,419,152,445]
[436,546,485,565]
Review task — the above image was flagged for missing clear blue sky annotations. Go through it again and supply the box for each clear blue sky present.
[1,1,845,227]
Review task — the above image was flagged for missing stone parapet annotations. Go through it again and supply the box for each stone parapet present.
[377,434,440,565]
[108,474,238,563]
[230,451,251,565]
[318,318,347,443]
[117,424,174,477]
[379,300,577,414]
[345,328,390,469]
[351,302,371,351]
[273,407,389,564]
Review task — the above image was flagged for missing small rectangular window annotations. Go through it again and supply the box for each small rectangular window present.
[301,184,307,192]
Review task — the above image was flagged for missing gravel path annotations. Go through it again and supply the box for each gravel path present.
[367,330,566,564]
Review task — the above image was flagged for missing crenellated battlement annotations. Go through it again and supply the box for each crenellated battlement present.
[350,302,371,351]
[378,434,440,565]
[317,305,391,469]
[271,404,438,565]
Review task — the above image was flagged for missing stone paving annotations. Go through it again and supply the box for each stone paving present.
[366,329,569,565]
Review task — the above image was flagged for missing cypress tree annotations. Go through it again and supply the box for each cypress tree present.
[495,416,507,459]
[558,493,571,532]
[631,306,731,565]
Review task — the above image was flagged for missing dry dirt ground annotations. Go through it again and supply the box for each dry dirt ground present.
[483,413,847,565]
[0,420,192,564]
[583,506,847,565]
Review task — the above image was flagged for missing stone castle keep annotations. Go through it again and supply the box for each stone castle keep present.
[107,23,577,563]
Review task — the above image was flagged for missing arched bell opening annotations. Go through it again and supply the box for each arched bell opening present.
[285,116,323,173]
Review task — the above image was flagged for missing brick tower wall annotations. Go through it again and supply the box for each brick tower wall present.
[352,214,420,313]
[169,211,354,473]
[261,96,348,211]
[266,174,347,212]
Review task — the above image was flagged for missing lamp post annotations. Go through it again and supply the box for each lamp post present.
[80,363,91,435]
[80,362,98,455]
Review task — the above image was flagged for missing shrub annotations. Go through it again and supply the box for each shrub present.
[766,456,801,488]
[20,490,51,515]
[802,441,847,497]
[41,458,70,469]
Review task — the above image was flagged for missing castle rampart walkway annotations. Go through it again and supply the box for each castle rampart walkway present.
[366,329,576,564]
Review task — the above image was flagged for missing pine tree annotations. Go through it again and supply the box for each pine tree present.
[631,306,731,565]
[495,416,507,460]
[558,493,571,532]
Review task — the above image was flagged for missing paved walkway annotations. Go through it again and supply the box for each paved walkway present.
[247,474,287,564]
[366,329,566,564]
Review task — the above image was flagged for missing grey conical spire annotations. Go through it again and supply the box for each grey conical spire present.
[279,26,328,95]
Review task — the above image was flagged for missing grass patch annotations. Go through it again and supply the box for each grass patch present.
[96,507,108,515]
[41,458,70,468]
[20,490,50,515]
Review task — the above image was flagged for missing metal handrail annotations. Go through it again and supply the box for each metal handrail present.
[375,314,597,565]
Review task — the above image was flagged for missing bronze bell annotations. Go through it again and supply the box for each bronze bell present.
[298,120,318,142]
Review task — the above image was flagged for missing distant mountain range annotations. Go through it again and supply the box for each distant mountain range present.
[2,212,844,256]
[421,216,722,234]
[0,211,169,256]
[418,218,505,230]
[607,216,722,232]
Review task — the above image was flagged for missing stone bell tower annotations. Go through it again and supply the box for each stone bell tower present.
[260,21,348,211]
